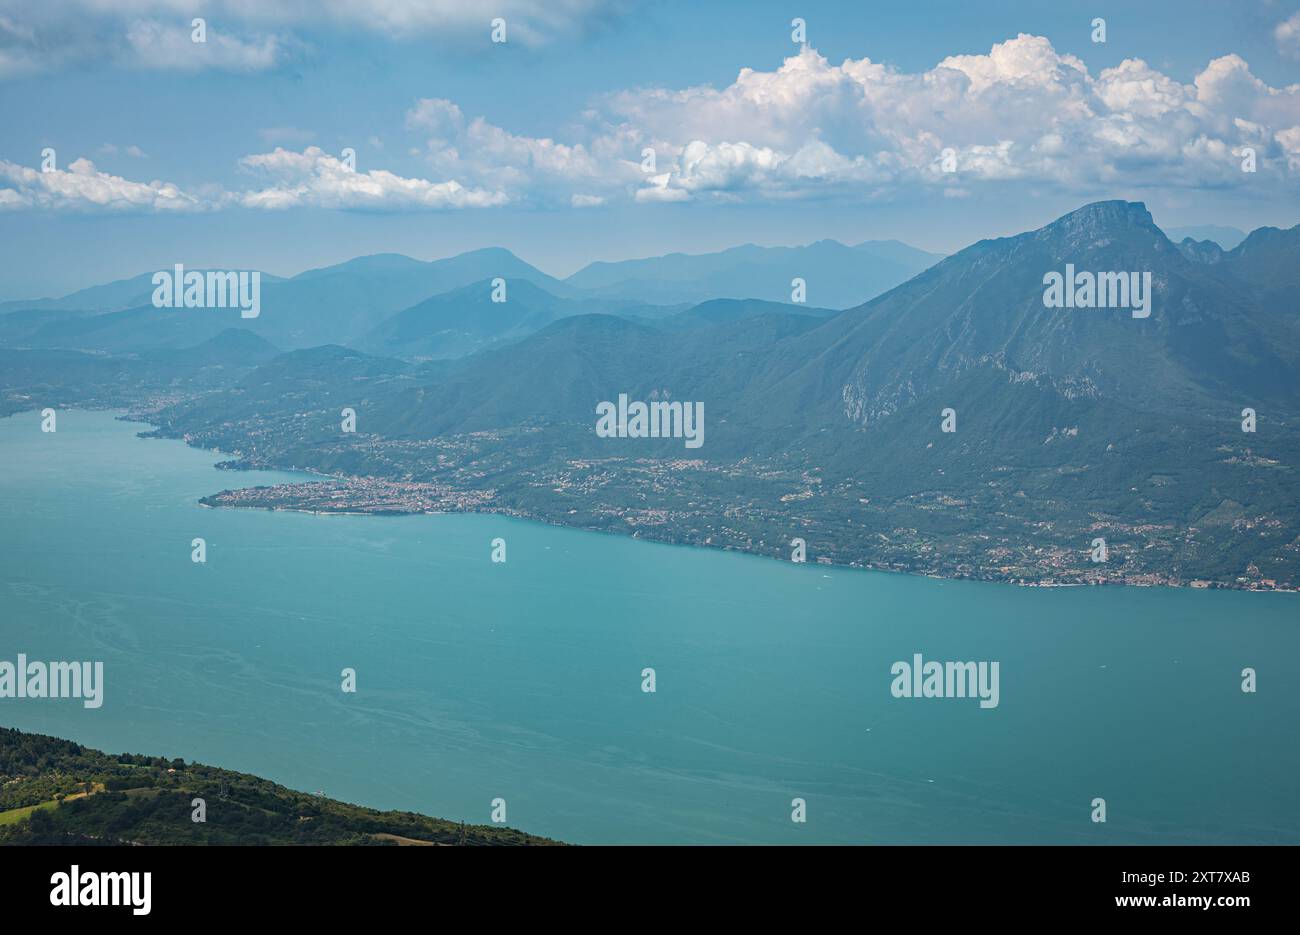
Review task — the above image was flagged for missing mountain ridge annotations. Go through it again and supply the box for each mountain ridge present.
[6,200,1297,590]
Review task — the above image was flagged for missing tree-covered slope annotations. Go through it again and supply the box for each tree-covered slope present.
[0,728,560,846]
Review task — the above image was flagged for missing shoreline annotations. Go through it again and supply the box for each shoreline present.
[194,476,1298,595]
[21,406,1291,595]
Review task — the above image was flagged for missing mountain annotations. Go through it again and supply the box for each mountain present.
[158,201,1300,444]
[359,285,825,361]
[752,201,1300,436]
[1218,223,1300,307]
[359,278,676,360]
[1174,237,1224,264]
[143,200,1300,589]
[0,330,282,417]
[184,305,840,445]
[658,297,838,330]
[259,247,580,348]
[565,239,943,308]
[0,271,292,316]
[11,200,1297,588]
[1163,224,1247,250]
[0,272,173,315]
[0,242,927,354]
[291,252,433,281]
[0,249,571,352]
[163,327,281,366]
[0,300,261,354]
[358,202,1300,446]
[371,314,672,438]
[220,247,575,349]
[0,727,558,845]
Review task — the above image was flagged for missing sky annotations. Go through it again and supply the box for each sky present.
[0,0,1298,300]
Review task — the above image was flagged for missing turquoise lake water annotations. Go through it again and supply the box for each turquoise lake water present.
[1,408,1297,844]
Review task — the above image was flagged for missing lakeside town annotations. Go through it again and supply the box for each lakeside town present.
[197,469,1297,593]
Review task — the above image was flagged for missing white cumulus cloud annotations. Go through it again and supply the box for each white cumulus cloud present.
[7,33,1299,212]
[0,157,204,211]
[396,35,1300,207]
[584,36,1300,202]
[235,146,508,211]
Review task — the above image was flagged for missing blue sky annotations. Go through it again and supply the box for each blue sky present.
[1,0,1298,300]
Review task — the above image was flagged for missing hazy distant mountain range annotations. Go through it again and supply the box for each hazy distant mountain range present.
[1163,225,1248,250]
[564,239,944,306]
[3,206,1297,589]
[0,238,936,354]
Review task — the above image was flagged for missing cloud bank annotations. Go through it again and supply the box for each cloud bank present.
[397,35,1300,207]
[3,34,1297,213]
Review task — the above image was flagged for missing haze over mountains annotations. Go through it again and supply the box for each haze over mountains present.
[357,278,677,360]
[0,238,932,356]
[198,201,1292,440]
[565,239,944,307]
[0,248,578,351]
[3,204,1297,589]
[258,201,1299,475]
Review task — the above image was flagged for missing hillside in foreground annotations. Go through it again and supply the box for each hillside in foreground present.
[0,728,560,846]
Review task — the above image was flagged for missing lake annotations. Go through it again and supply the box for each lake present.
[1,409,1297,843]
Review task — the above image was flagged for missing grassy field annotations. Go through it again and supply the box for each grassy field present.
[0,781,105,826]
[0,799,59,826]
